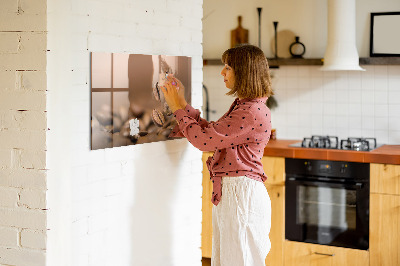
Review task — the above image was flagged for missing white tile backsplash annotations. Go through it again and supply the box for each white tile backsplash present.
[374,90,388,104]
[285,66,298,77]
[389,117,400,131]
[374,65,388,77]
[361,104,374,117]
[323,103,336,116]
[298,67,311,78]
[362,116,375,130]
[389,131,400,143]
[362,90,375,103]
[388,91,400,104]
[388,76,400,91]
[374,77,388,91]
[204,64,400,144]
[375,117,389,129]
[388,66,400,76]
[348,90,362,103]
[336,90,349,103]
[335,73,349,90]
[298,77,311,89]
[336,115,348,129]
[336,103,349,116]
[375,104,389,117]
[375,130,389,144]
[389,104,400,117]
[361,76,374,91]
[286,77,299,89]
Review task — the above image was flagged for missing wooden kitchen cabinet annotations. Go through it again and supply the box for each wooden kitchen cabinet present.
[370,163,400,195]
[370,163,400,266]
[370,193,400,266]
[201,154,286,266]
[261,156,285,186]
[264,184,285,266]
[284,241,369,266]
[202,152,213,258]
[262,156,285,266]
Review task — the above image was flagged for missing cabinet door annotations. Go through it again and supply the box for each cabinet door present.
[370,193,400,266]
[202,152,213,258]
[370,163,400,195]
[284,241,369,266]
[261,156,285,185]
[264,185,284,266]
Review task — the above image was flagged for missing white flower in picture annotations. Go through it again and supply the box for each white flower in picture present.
[129,118,140,136]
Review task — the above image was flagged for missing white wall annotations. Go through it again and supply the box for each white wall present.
[203,0,400,58]
[46,0,203,266]
[0,0,48,265]
[203,0,400,145]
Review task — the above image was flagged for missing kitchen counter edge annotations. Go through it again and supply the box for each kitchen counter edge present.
[263,139,400,165]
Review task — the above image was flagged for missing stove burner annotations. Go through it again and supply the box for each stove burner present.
[340,137,377,151]
[301,135,339,149]
[294,136,379,151]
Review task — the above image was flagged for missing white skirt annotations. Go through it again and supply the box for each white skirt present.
[212,176,271,266]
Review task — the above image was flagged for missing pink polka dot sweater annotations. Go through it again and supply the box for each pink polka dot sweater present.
[169,97,272,206]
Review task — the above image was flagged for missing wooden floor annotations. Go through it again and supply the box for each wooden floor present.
[202,257,211,266]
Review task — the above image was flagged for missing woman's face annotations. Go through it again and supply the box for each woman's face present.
[220,64,235,89]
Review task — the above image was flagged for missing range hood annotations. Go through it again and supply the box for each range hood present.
[320,0,365,71]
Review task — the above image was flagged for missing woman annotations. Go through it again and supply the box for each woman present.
[162,44,273,266]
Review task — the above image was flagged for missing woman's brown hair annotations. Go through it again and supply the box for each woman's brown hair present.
[221,44,273,99]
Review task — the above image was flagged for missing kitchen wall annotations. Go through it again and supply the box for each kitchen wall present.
[203,0,400,144]
[46,0,203,265]
[1,0,203,265]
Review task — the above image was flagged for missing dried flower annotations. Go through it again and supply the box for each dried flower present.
[129,118,140,136]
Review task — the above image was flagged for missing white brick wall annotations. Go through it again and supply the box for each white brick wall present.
[21,229,47,250]
[0,0,48,265]
[0,227,19,247]
[47,1,203,266]
[0,187,19,208]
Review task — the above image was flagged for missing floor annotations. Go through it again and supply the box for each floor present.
[202,257,211,266]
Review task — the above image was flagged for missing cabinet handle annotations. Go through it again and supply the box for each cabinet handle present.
[314,252,335,257]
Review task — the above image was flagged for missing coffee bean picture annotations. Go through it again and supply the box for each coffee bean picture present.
[91,53,191,150]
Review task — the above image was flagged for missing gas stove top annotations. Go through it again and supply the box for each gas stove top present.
[289,135,382,151]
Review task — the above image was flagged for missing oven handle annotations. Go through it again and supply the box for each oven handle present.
[286,177,364,189]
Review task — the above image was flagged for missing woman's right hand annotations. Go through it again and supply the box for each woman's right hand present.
[167,74,187,108]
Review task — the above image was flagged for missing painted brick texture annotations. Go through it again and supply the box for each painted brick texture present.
[2,0,204,265]
[0,0,48,265]
[21,229,47,250]
[46,0,203,266]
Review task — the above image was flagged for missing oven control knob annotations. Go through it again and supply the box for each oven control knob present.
[340,164,347,174]
[304,161,312,171]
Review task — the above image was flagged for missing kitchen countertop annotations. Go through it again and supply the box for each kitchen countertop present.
[263,139,400,165]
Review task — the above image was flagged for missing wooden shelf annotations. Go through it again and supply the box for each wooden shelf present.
[203,57,400,67]
[268,58,322,67]
[359,57,400,65]
[203,58,323,67]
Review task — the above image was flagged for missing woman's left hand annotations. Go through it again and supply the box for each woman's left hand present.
[161,79,183,113]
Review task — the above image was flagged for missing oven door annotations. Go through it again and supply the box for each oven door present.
[285,177,369,250]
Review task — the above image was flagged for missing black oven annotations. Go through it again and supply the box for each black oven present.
[285,158,369,250]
